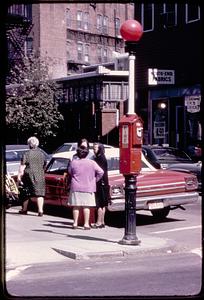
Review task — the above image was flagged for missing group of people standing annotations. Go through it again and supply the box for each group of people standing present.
[17,137,110,230]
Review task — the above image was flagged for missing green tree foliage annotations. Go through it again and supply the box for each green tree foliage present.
[6,55,64,147]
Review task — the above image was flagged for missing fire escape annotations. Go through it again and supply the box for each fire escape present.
[6,4,33,71]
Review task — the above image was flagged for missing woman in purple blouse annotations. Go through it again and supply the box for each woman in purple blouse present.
[68,145,104,229]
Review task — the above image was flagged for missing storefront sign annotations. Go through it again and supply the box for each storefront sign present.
[148,69,175,85]
[185,95,201,113]
[154,122,165,138]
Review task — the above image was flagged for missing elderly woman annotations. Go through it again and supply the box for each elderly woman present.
[68,145,104,229]
[17,136,47,216]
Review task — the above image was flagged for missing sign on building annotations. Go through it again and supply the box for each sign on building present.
[185,95,201,113]
[154,122,165,138]
[148,69,175,85]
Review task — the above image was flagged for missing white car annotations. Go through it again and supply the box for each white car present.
[6,144,51,176]
[53,142,115,153]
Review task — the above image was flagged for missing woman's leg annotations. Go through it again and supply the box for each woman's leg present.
[101,207,106,225]
[97,207,106,226]
[19,199,29,213]
[73,207,80,226]
[96,207,103,225]
[37,196,44,214]
[83,207,90,228]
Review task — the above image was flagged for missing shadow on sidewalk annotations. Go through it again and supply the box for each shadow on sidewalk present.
[32,228,118,244]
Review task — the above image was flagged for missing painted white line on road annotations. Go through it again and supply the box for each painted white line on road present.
[152,225,201,234]
[191,248,202,258]
[6,265,31,281]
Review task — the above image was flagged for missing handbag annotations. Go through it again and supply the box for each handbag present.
[18,184,31,202]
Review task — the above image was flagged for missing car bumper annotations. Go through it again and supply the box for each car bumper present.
[108,191,199,212]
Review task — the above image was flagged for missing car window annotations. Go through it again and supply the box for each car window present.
[107,156,152,171]
[153,148,191,161]
[107,157,119,171]
[46,158,70,174]
[6,150,28,161]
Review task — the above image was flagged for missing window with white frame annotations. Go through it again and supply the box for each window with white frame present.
[97,46,102,63]
[115,18,120,36]
[103,48,108,62]
[25,37,33,56]
[84,44,89,62]
[102,83,109,100]
[97,14,103,32]
[103,16,108,34]
[161,3,177,28]
[77,11,83,29]
[185,4,200,23]
[77,42,83,60]
[141,3,154,32]
[110,84,122,100]
[84,12,89,30]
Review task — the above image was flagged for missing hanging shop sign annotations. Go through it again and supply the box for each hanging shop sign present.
[148,69,175,85]
[185,95,201,113]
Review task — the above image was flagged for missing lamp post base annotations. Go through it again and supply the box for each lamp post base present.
[119,236,141,245]
[118,174,141,246]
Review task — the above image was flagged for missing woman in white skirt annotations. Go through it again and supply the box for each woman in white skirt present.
[68,145,104,229]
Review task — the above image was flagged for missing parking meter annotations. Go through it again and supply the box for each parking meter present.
[119,114,143,175]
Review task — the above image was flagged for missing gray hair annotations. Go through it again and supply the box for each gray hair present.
[27,136,39,149]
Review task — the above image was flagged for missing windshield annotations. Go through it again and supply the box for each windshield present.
[56,144,77,153]
[153,148,191,161]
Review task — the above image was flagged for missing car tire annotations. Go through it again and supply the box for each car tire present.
[151,207,170,220]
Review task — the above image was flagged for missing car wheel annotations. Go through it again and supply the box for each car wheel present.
[151,207,170,220]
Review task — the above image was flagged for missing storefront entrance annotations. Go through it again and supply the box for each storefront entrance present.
[151,96,201,151]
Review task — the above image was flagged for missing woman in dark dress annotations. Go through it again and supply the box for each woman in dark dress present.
[92,143,110,228]
[17,136,47,216]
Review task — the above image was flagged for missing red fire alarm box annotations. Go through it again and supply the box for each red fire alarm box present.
[119,114,143,175]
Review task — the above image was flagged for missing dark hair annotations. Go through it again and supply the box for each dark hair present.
[76,145,89,159]
[94,142,105,156]
[77,138,89,149]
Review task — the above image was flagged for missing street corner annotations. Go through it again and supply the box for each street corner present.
[50,233,177,260]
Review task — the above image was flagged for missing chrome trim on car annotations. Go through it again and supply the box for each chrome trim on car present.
[108,191,199,211]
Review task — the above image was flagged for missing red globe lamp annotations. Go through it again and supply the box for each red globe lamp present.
[120,19,143,42]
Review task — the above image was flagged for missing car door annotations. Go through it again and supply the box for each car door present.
[45,158,70,206]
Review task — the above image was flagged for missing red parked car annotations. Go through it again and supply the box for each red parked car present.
[43,148,198,220]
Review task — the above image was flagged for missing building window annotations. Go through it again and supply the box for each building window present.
[25,37,33,56]
[8,4,32,19]
[141,3,154,32]
[160,3,177,28]
[103,16,108,34]
[84,44,89,62]
[103,48,108,62]
[66,41,71,60]
[97,14,103,32]
[97,46,102,63]
[185,4,200,23]
[77,11,83,29]
[84,12,89,31]
[115,18,120,36]
[77,42,83,60]
[24,4,32,20]
[66,8,71,27]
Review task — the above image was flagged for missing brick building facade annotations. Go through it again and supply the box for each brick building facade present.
[30,2,134,78]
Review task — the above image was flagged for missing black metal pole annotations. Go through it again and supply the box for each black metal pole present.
[119,174,140,245]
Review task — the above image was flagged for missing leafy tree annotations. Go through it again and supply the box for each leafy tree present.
[6,55,64,148]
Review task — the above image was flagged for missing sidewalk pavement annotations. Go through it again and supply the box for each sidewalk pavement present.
[5,207,176,269]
